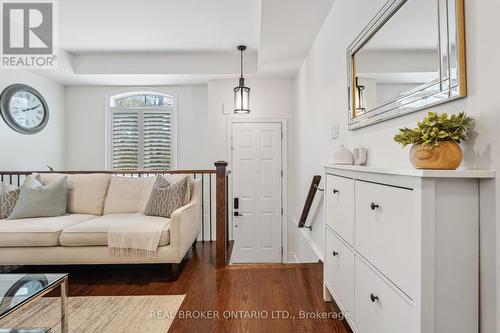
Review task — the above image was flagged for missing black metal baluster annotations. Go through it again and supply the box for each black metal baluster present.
[201,174,205,242]
[209,173,212,242]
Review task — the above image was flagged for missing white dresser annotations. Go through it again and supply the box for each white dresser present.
[322,165,495,333]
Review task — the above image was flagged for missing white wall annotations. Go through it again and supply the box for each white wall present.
[64,85,209,169]
[0,70,65,170]
[64,79,294,171]
[290,0,500,332]
[207,78,294,160]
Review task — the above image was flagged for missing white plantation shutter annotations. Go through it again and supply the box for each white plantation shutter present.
[109,94,175,171]
[111,112,140,170]
[143,111,172,169]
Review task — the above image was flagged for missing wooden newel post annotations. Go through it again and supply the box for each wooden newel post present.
[215,161,228,267]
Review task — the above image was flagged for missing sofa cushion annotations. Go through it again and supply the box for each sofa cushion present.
[103,177,156,214]
[8,176,68,220]
[0,214,96,247]
[59,213,171,247]
[38,173,111,216]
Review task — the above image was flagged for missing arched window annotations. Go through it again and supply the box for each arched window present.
[107,92,176,170]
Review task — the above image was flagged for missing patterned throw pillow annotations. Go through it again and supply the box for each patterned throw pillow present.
[0,182,20,220]
[144,175,190,218]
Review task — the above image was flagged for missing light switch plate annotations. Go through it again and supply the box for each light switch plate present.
[222,102,230,114]
[330,123,340,140]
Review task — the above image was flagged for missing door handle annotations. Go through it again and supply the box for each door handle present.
[370,293,379,302]
[234,212,243,217]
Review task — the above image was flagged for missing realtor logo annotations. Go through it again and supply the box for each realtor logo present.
[1,0,57,68]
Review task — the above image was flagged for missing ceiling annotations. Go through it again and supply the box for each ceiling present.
[259,0,336,77]
[35,0,335,85]
[59,0,261,53]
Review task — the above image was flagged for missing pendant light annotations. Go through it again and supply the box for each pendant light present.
[234,45,250,114]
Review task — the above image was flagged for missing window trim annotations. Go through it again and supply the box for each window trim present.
[106,92,177,171]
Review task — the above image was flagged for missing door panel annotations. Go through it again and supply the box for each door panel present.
[232,122,282,263]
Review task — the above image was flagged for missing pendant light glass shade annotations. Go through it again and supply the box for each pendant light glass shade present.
[234,78,250,114]
[234,45,250,114]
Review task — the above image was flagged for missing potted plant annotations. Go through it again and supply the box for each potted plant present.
[394,112,474,170]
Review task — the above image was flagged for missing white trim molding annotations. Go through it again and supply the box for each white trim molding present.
[227,118,288,263]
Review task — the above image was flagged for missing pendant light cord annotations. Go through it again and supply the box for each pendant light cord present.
[240,49,243,79]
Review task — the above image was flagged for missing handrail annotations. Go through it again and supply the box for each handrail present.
[298,175,322,230]
[0,169,216,175]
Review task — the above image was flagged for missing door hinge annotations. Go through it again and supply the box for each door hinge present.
[281,170,283,177]
[281,208,283,215]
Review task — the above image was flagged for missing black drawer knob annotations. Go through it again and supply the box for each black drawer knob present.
[332,251,339,256]
[370,293,379,302]
[333,189,339,194]
[370,202,379,210]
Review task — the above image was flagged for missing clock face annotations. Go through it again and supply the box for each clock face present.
[0,84,49,134]
[9,91,45,129]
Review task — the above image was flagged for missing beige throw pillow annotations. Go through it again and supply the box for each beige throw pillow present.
[144,175,189,218]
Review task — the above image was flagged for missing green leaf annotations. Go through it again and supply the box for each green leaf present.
[393,111,474,149]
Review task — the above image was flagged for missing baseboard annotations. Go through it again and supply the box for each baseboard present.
[287,252,298,263]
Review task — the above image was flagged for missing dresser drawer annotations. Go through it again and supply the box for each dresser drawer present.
[354,256,417,333]
[325,228,354,315]
[354,180,418,298]
[325,174,354,245]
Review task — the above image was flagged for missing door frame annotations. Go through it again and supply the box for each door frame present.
[227,118,288,263]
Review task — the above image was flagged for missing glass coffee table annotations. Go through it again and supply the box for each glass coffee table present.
[0,274,68,333]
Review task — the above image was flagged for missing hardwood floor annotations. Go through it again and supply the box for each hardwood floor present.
[15,242,352,333]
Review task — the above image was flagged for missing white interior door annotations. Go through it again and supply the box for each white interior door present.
[231,122,283,263]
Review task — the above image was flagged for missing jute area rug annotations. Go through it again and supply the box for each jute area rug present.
[0,295,185,332]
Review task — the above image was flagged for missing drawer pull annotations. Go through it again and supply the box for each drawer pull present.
[370,202,380,210]
[370,293,379,302]
[333,189,339,194]
[332,251,339,256]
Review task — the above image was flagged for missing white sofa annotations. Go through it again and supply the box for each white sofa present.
[0,173,201,274]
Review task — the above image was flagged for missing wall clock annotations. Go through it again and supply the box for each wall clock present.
[0,84,49,134]
[0,274,49,311]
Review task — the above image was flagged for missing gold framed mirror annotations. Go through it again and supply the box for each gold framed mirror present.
[347,0,466,130]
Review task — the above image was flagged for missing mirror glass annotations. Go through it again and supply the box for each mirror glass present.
[353,0,439,114]
[347,0,466,130]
